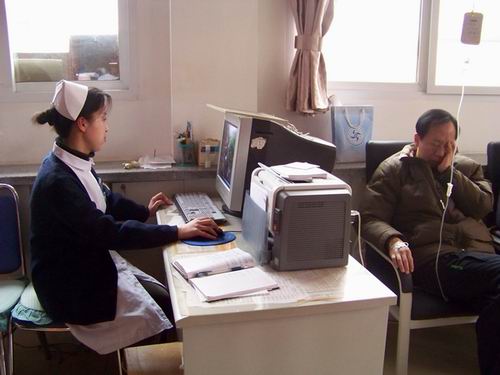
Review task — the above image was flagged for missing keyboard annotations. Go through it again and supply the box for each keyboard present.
[173,192,227,224]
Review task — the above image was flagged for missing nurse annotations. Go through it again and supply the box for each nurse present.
[29,80,219,354]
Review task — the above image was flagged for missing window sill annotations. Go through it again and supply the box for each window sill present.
[0,162,216,186]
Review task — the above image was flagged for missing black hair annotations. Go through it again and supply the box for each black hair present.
[415,109,458,139]
[32,87,112,139]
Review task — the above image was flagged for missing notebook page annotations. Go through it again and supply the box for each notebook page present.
[190,267,278,302]
[172,248,255,279]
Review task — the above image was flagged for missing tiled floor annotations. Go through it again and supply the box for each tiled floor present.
[10,320,480,374]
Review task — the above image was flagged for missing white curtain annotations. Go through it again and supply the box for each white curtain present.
[286,0,334,115]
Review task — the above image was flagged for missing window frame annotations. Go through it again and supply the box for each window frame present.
[325,0,500,97]
[0,0,137,101]
[426,0,500,95]
[325,0,429,92]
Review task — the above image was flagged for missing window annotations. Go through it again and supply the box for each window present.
[324,0,500,95]
[323,0,421,84]
[3,0,131,92]
[427,0,500,94]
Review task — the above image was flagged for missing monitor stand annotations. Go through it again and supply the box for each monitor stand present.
[222,204,242,218]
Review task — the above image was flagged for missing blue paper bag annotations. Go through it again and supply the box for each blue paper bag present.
[331,105,374,163]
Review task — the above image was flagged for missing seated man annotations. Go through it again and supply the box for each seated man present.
[361,109,500,375]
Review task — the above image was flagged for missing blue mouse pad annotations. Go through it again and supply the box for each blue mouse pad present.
[181,231,236,246]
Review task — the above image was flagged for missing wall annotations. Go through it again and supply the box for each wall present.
[1,0,499,166]
[170,0,258,149]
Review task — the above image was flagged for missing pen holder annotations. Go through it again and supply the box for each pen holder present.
[176,141,196,166]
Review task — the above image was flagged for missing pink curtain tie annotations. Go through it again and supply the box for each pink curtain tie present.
[294,34,322,51]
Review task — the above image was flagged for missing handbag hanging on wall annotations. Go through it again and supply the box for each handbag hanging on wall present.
[331,105,374,163]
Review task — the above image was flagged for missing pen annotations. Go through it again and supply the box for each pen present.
[195,266,244,277]
[195,271,212,277]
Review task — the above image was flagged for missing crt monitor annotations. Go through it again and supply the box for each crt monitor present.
[216,112,337,216]
[216,113,252,215]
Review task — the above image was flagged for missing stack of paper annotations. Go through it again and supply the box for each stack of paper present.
[172,248,279,302]
[271,162,328,182]
[139,154,175,169]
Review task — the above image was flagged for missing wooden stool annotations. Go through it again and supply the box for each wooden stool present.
[124,342,183,375]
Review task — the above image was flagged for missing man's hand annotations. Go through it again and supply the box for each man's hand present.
[178,217,220,240]
[387,237,414,274]
[437,140,456,173]
[148,192,173,217]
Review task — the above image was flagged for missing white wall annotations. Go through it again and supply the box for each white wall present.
[1,0,499,166]
[170,0,258,147]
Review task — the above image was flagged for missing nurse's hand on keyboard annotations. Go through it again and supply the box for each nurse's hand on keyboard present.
[148,192,173,217]
[178,217,220,240]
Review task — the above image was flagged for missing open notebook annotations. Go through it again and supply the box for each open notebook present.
[172,248,278,302]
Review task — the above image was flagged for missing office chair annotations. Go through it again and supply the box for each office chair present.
[363,141,478,375]
[0,183,66,375]
[10,288,124,375]
[486,141,500,207]
[486,141,500,251]
[11,283,71,360]
[0,184,73,375]
[0,184,27,375]
[0,183,123,375]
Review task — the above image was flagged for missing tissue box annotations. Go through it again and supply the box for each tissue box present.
[198,139,220,168]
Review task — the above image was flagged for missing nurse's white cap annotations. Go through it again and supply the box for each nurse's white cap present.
[51,80,88,121]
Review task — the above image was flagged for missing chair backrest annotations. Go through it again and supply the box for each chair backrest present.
[364,141,411,282]
[486,142,500,194]
[0,183,25,275]
[487,142,500,226]
[365,141,411,182]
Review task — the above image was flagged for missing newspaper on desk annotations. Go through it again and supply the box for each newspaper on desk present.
[172,262,355,315]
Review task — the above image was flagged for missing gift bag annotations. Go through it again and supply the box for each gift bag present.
[331,105,374,163]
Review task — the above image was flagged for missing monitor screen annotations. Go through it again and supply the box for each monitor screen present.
[218,120,238,189]
[215,114,252,215]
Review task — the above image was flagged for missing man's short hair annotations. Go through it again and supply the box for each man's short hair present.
[416,109,458,139]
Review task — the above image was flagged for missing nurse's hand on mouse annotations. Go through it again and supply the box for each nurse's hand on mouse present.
[178,217,220,240]
[148,192,173,217]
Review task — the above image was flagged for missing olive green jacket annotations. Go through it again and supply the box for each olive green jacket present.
[361,144,494,269]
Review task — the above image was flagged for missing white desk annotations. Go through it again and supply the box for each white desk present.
[158,205,396,375]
